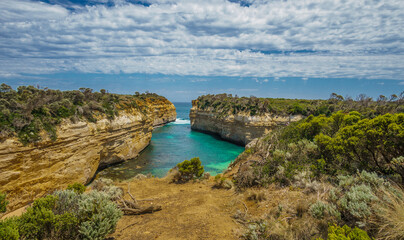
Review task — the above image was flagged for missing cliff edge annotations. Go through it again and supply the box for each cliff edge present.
[0,90,175,212]
[190,95,303,145]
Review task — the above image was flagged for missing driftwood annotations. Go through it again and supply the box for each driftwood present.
[115,185,162,215]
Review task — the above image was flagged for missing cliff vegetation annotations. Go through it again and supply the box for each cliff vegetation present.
[194,93,404,118]
[0,84,171,144]
[227,102,404,239]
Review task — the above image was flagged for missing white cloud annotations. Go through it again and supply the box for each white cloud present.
[0,0,403,80]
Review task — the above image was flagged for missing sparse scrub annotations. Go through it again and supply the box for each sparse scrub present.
[242,220,268,240]
[214,174,234,189]
[246,191,266,203]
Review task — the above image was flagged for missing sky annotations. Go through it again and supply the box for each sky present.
[0,0,403,102]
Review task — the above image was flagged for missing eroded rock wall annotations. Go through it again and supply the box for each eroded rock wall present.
[0,101,175,212]
[190,100,302,146]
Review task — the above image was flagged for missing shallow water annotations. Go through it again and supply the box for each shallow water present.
[97,102,244,180]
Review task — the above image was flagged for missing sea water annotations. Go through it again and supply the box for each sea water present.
[97,102,245,180]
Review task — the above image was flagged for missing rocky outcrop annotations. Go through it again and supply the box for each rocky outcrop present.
[190,100,302,146]
[0,100,175,212]
[150,101,177,127]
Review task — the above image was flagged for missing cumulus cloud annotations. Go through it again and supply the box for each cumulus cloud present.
[0,0,403,79]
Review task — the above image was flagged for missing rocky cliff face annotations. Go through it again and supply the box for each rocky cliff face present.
[190,100,302,146]
[0,101,175,212]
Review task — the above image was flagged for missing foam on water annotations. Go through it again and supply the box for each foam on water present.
[170,118,191,125]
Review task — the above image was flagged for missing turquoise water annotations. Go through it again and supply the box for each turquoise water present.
[97,102,245,180]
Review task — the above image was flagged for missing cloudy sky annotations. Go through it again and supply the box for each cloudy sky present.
[0,0,403,101]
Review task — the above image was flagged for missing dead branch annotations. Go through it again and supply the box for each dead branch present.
[121,205,162,215]
[127,183,138,204]
[114,184,161,215]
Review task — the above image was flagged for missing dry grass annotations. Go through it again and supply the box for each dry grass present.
[109,177,240,240]
[371,187,404,240]
[233,185,329,240]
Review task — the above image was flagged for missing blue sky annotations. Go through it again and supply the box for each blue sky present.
[0,0,403,102]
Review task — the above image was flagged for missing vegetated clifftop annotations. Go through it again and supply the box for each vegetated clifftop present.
[190,93,404,146]
[190,95,304,145]
[0,86,176,212]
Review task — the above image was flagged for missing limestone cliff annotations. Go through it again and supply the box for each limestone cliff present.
[190,100,302,146]
[0,100,175,212]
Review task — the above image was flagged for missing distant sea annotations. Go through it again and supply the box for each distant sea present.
[97,102,245,180]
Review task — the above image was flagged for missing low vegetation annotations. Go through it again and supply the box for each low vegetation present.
[234,111,404,186]
[317,224,374,240]
[0,183,122,240]
[0,84,169,144]
[194,92,403,118]
[216,94,404,239]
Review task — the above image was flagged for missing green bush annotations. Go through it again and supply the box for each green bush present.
[67,182,86,194]
[0,217,19,240]
[0,192,7,213]
[317,224,373,240]
[174,157,204,182]
[77,191,122,240]
[7,189,122,240]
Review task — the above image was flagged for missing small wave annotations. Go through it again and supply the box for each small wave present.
[171,118,191,125]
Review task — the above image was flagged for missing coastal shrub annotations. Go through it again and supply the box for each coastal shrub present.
[315,113,404,183]
[0,84,170,144]
[90,178,123,201]
[13,189,122,240]
[67,182,86,194]
[18,195,59,239]
[0,217,19,240]
[194,93,403,120]
[242,111,404,187]
[173,157,204,182]
[314,171,404,231]
[77,191,122,240]
[309,201,340,220]
[316,224,373,240]
[339,184,377,219]
[0,192,7,213]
